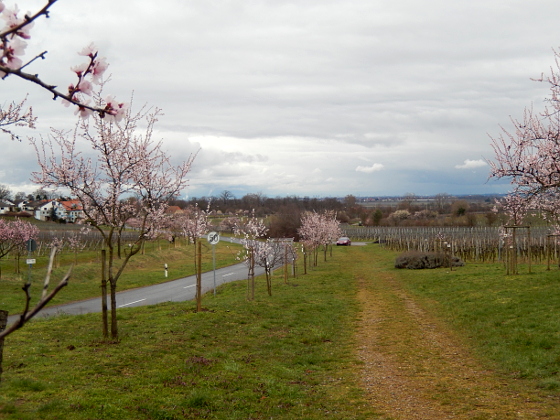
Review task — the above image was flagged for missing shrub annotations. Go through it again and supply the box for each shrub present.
[395,251,464,269]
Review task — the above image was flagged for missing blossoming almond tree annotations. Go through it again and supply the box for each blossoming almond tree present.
[0,0,126,140]
[489,48,560,233]
[252,239,281,296]
[234,213,268,300]
[0,218,38,278]
[298,210,341,269]
[177,204,210,311]
[31,101,195,339]
[298,211,322,270]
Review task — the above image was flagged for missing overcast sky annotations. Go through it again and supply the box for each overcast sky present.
[3,0,560,199]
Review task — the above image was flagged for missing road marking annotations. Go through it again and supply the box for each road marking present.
[222,273,234,277]
[184,284,196,289]
[119,299,146,308]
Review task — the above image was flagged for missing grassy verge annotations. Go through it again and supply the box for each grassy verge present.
[0,240,242,315]
[384,246,560,391]
[0,246,376,420]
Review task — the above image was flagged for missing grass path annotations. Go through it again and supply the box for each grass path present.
[354,247,560,419]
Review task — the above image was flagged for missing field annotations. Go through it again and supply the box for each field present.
[1,244,560,418]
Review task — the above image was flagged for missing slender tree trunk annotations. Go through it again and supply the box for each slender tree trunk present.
[110,278,118,339]
[266,267,272,296]
[15,254,20,274]
[196,239,202,312]
[247,247,255,300]
[251,249,255,300]
[0,310,7,382]
[101,249,108,338]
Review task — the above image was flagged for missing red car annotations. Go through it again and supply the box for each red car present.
[336,237,351,246]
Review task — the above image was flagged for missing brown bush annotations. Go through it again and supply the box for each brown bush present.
[395,251,464,269]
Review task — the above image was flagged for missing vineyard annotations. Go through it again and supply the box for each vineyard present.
[2,224,180,276]
[343,225,560,268]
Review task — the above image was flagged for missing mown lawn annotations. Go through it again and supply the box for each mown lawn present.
[0,244,377,420]
[385,246,560,391]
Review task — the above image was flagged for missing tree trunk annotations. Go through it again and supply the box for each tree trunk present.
[0,310,7,382]
[266,264,272,296]
[101,250,108,338]
[247,247,255,301]
[251,249,255,300]
[110,278,118,339]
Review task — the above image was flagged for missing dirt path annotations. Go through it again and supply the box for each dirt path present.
[355,268,559,419]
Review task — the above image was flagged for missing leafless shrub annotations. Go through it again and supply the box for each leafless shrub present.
[395,251,464,269]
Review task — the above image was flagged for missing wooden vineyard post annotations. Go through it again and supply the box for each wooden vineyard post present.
[0,310,7,382]
[547,234,560,271]
[528,227,532,274]
[284,244,288,284]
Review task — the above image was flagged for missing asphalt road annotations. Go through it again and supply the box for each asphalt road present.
[7,238,263,325]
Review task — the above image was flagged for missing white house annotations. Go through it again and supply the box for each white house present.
[0,200,14,215]
[34,200,62,222]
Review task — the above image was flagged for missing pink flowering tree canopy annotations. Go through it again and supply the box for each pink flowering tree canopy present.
[234,213,268,299]
[489,48,560,230]
[234,213,269,266]
[30,99,195,338]
[31,103,194,263]
[298,210,341,264]
[179,204,210,243]
[0,217,38,259]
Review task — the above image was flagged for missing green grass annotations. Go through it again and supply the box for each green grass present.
[4,244,560,418]
[388,248,560,389]
[0,240,243,315]
[0,245,376,419]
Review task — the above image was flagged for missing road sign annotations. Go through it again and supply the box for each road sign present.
[26,259,36,265]
[207,231,220,245]
[207,232,220,296]
[26,239,37,252]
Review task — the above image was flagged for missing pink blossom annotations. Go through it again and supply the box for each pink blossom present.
[0,2,5,14]
[74,101,93,119]
[4,54,22,69]
[76,79,93,96]
[103,97,128,122]
[8,36,27,56]
[14,17,33,39]
[78,42,97,58]
[91,56,108,83]
[1,5,21,28]
[71,62,89,77]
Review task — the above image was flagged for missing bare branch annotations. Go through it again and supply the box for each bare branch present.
[0,262,71,340]
[0,0,58,39]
